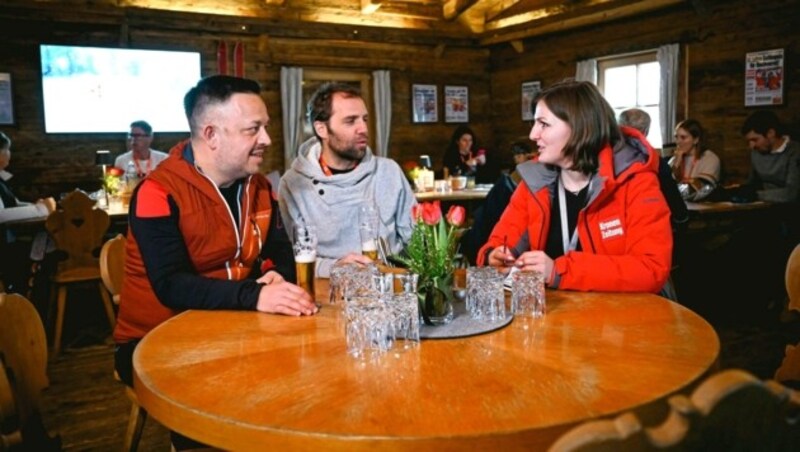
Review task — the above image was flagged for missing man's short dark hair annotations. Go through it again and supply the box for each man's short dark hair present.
[129,120,153,136]
[741,110,784,136]
[511,140,533,155]
[306,82,362,139]
[183,75,262,134]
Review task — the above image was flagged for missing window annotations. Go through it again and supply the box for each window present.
[598,52,662,148]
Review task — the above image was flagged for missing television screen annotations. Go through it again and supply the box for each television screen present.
[40,44,201,134]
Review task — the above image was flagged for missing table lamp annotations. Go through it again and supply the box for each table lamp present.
[95,149,114,206]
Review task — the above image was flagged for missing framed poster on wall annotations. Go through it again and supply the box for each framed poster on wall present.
[521,81,541,121]
[0,73,14,125]
[411,84,438,123]
[745,48,784,106]
[444,85,468,123]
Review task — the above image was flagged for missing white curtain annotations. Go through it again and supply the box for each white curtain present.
[280,66,303,170]
[575,59,598,84]
[372,70,392,157]
[657,44,680,144]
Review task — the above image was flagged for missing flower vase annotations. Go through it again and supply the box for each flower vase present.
[418,274,455,326]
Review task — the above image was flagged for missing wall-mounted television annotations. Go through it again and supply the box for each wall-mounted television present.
[40,44,201,134]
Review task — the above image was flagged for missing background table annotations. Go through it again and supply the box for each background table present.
[415,187,491,202]
[134,283,719,450]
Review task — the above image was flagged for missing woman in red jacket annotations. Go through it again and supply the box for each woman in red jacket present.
[479,80,672,293]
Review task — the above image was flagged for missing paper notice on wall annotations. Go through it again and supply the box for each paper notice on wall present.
[745,48,784,106]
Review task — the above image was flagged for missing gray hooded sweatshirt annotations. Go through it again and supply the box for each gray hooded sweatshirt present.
[279,138,416,277]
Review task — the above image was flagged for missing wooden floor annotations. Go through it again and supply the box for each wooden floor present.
[35,301,800,451]
[42,342,170,451]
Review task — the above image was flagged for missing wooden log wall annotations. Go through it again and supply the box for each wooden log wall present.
[489,0,799,183]
[1,0,797,199]
[0,3,490,199]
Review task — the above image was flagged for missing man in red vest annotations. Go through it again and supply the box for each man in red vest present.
[113,75,316,388]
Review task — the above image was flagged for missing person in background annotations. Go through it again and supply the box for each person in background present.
[668,119,721,199]
[740,110,800,203]
[461,139,536,264]
[618,108,688,231]
[442,125,487,179]
[114,120,169,177]
[0,132,55,293]
[279,82,415,277]
[480,80,672,293]
[113,76,315,450]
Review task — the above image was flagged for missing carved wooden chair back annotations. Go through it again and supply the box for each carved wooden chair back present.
[43,190,115,357]
[549,369,800,452]
[100,234,127,304]
[0,293,48,435]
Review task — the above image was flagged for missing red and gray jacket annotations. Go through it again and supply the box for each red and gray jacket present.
[478,127,672,293]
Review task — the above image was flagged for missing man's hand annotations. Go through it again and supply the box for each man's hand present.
[338,253,374,266]
[256,281,317,316]
[256,270,285,285]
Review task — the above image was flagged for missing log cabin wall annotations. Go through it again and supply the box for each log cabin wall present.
[488,0,799,183]
[0,4,490,199]
[1,0,797,199]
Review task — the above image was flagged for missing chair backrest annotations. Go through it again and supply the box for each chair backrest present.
[786,244,800,313]
[45,190,110,272]
[0,293,48,425]
[100,234,127,303]
[549,369,800,452]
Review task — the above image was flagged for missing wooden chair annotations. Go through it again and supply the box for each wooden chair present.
[44,190,114,358]
[775,244,800,384]
[0,292,58,449]
[99,234,148,452]
[549,369,800,451]
[100,234,127,304]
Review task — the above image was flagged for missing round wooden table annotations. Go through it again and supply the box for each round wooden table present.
[133,282,719,450]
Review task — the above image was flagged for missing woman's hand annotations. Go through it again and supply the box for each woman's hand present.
[487,246,516,273]
[514,250,554,282]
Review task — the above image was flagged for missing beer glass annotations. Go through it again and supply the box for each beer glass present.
[293,224,317,297]
[359,206,379,261]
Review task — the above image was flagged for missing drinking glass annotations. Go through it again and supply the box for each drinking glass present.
[293,224,317,297]
[511,270,546,318]
[466,266,506,322]
[359,206,380,261]
[345,295,393,358]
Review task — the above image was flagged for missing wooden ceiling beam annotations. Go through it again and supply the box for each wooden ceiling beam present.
[443,0,480,20]
[481,0,685,45]
[361,0,382,15]
[485,0,524,22]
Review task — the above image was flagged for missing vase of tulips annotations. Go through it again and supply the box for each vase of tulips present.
[395,201,465,326]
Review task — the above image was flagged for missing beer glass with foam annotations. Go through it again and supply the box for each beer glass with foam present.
[358,206,379,261]
[293,224,317,297]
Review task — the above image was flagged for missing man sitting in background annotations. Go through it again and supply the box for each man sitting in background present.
[460,139,535,264]
[114,120,168,177]
[740,110,799,204]
[618,108,688,231]
[279,82,415,277]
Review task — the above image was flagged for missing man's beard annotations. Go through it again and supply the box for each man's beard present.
[327,128,366,162]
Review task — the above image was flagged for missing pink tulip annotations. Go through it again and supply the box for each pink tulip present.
[421,201,441,226]
[446,205,466,227]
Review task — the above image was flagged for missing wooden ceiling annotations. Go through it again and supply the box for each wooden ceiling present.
[3,0,688,45]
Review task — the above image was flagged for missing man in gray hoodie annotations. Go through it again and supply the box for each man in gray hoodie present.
[279,83,416,277]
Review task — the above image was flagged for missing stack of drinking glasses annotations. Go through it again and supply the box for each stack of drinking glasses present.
[466,267,506,322]
[511,270,546,318]
[335,264,421,359]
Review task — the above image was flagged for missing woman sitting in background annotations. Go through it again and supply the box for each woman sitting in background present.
[668,119,721,200]
[479,80,672,293]
[442,125,486,178]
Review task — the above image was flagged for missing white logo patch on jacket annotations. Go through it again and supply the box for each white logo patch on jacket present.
[599,217,624,240]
